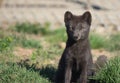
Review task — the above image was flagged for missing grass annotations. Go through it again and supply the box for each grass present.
[0,62,51,83]
[105,34,120,51]
[12,22,67,45]
[0,36,14,52]
[20,38,42,48]
[92,56,120,83]
[11,34,42,49]
[45,28,67,46]
[90,33,120,51]
[31,46,63,66]
[13,22,51,35]
[90,33,106,49]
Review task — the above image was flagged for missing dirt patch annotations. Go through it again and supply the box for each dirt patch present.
[92,49,113,62]
[13,47,34,59]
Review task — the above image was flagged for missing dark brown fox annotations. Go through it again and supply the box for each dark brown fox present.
[55,11,94,83]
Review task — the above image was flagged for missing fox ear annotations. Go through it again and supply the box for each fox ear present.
[82,11,92,25]
[64,11,73,22]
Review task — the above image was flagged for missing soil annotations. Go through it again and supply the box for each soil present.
[13,47,34,59]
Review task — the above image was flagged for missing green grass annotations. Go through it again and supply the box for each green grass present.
[13,22,51,35]
[105,34,120,51]
[12,35,42,49]
[20,38,42,48]
[90,33,120,51]
[0,36,14,52]
[90,33,106,49]
[92,56,120,83]
[31,46,63,66]
[0,62,51,83]
[45,28,67,46]
[0,33,42,50]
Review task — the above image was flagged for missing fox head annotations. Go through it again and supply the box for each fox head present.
[64,11,92,41]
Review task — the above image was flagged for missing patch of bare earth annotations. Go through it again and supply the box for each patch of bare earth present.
[92,49,114,62]
[13,47,34,60]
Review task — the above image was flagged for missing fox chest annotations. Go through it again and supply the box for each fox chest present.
[66,45,86,59]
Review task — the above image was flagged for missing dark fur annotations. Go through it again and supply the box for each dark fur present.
[55,11,94,83]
